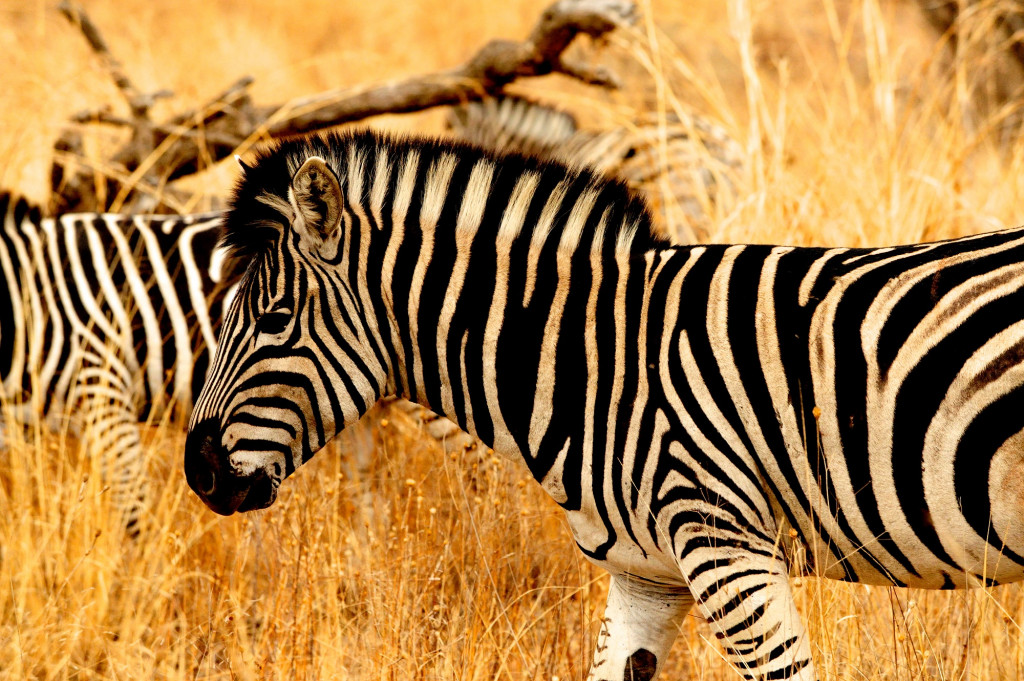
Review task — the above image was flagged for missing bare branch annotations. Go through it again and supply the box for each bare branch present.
[266,0,636,136]
[551,58,621,88]
[167,76,256,128]
[51,0,636,212]
[525,0,636,63]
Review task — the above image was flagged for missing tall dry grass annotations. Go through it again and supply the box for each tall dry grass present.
[2,0,1024,678]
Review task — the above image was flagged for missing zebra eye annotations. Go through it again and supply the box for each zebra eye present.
[256,310,292,335]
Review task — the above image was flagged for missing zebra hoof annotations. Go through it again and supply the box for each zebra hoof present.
[625,648,657,681]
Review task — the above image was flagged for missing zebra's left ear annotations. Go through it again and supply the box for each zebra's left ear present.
[290,156,343,247]
[235,155,252,175]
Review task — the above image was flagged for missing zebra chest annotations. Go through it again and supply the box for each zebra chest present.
[563,502,686,585]
[538,436,692,586]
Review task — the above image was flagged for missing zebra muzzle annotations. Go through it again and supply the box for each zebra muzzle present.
[185,419,251,515]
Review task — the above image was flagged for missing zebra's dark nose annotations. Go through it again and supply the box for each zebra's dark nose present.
[184,418,245,515]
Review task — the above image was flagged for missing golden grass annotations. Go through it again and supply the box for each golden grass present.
[2,0,1024,678]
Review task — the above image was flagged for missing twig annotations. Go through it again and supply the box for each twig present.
[167,76,256,128]
[57,1,171,118]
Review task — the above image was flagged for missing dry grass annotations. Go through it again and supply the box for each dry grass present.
[2,0,1024,678]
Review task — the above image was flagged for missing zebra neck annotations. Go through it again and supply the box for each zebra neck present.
[324,139,669,472]
[375,228,665,488]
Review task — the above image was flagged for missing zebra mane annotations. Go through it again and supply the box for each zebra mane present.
[221,129,669,262]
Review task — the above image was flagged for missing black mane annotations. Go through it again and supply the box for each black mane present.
[221,129,669,261]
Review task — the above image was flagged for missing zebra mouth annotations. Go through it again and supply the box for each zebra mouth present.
[185,419,283,515]
[236,469,278,512]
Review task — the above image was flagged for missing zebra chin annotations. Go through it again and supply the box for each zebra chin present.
[184,418,281,515]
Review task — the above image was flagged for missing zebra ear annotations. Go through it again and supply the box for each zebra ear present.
[290,156,343,245]
[235,155,252,174]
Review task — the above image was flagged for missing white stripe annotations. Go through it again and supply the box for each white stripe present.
[348,146,389,380]
[523,179,569,306]
[797,247,848,306]
[134,216,194,404]
[20,217,64,396]
[408,153,457,404]
[381,150,419,395]
[209,244,228,284]
[370,152,392,231]
[437,159,493,418]
[527,191,584,455]
[482,172,537,459]
[558,187,599,252]
[180,219,222,358]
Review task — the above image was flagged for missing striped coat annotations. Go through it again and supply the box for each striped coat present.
[184,131,1024,680]
[0,193,237,530]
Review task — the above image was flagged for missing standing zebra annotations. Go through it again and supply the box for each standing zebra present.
[0,193,239,532]
[184,130,1024,681]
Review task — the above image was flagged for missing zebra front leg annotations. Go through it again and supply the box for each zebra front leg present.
[677,530,816,681]
[587,574,694,681]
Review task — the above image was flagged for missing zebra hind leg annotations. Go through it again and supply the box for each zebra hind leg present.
[587,574,693,681]
[677,529,817,680]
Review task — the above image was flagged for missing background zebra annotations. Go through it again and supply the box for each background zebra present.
[0,191,452,533]
[184,130,1024,681]
[448,95,743,243]
[0,193,240,532]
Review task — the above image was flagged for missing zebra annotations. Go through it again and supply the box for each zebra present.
[0,192,241,532]
[183,129,1024,681]
[448,94,743,243]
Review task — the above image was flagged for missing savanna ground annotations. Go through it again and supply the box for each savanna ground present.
[2,0,1024,678]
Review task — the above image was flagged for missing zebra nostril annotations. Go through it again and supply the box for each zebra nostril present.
[198,468,216,496]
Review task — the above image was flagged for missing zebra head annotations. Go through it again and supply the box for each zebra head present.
[185,146,387,515]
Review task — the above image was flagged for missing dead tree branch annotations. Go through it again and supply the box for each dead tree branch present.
[50,0,636,213]
[263,0,634,136]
